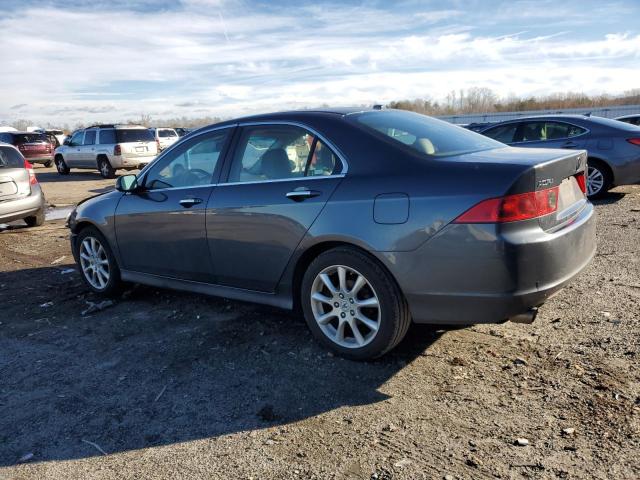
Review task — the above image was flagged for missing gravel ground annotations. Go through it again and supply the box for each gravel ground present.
[0,167,638,479]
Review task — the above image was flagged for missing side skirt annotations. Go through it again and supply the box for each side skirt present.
[120,270,293,310]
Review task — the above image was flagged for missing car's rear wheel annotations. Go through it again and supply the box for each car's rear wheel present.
[76,227,122,296]
[55,155,70,175]
[301,247,411,360]
[98,156,116,179]
[587,160,611,199]
[24,208,45,227]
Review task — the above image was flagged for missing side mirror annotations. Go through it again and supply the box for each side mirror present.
[116,174,139,192]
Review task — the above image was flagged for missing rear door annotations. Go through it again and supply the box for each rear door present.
[114,127,233,282]
[206,123,344,292]
[514,121,588,150]
[0,146,29,202]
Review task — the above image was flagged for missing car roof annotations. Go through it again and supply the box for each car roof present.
[84,124,148,130]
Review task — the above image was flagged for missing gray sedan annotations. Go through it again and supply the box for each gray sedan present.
[479,114,640,198]
[67,109,596,359]
[0,143,46,227]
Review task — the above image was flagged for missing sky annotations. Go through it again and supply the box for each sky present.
[0,0,639,126]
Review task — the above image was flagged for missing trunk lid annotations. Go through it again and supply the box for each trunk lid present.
[0,169,30,201]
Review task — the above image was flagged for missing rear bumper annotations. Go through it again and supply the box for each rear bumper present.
[114,155,156,168]
[0,186,45,223]
[24,155,53,164]
[382,202,596,325]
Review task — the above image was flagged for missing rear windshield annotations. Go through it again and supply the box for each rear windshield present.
[0,146,24,168]
[158,129,177,137]
[115,129,154,143]
[351,110,503,157]
[14,133,48,144]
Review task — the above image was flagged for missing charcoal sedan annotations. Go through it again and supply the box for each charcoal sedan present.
[479,114,640,198]
[67,109,596,359]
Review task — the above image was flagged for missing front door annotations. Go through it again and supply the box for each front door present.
[114,128,233,282]
[65,130,85,167]
[207,123,344,292]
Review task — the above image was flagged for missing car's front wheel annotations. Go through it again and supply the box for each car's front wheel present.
[55,155,70,175]
[587,161,611,199]
[301,247,411,360]
[76,227,122,296]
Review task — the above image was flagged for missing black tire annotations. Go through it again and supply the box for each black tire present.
[301,247,411,360]
[98,156,116,179]
[55,155,70,175]
[75,226,123,296]
[24,208,45,227]
[43,160,53,168]
[587,160,612,199]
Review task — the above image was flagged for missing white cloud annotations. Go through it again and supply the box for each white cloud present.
[0,1,638,125]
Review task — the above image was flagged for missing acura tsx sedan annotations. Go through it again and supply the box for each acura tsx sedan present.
[67,108,596,359]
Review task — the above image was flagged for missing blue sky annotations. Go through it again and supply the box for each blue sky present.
[1,0,639,126]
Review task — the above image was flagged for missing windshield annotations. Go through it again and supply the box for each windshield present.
[116,129,154,143]
[351,110,503,157]
[0,146,23,168]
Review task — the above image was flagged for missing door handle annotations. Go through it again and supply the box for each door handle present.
[179,197,203,208]
[562,142,578,148]
[286,188,321,201]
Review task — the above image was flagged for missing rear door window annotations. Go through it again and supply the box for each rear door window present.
[116,129,154,143]
[482,123,519,143]
[15,133,48,144]
[517,121,586,142]
[227,125,342,183]
[83,130,97,145]
[98,129,116,144]
[0,146,23,168]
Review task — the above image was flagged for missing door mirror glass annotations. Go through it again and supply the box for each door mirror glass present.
[116,174,138,192]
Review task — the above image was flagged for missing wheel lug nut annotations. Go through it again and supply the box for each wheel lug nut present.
[334,302,340,308]
[350,310,355,316]
[339,293,344,299]
[349,298,354,304]
[340,312,346,318]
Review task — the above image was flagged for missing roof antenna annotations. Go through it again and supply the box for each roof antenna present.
[585,111,591,117]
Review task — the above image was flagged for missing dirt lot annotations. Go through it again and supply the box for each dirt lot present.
[0,165,638,479]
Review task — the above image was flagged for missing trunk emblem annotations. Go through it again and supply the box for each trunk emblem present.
[537,178,554,188]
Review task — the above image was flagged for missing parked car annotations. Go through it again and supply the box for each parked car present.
[54,124,158,178]
[150,127,179,151]
[479,114,640,198]
[46,129,67,147]
[615,114,640,126]
[463,121,495,132]
[0,131,53,167]
[174,127,192,137]
[67,108,596,359]
[0,143,46,227]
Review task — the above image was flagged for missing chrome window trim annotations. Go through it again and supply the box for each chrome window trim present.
[139,173,346,193]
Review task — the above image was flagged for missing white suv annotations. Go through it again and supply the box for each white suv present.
[54,125,158,178]
[151,127,179,151]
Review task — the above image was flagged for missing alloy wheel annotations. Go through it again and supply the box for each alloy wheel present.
[310,265,381,348]
[587,166,604,197]
[79,236,110,289]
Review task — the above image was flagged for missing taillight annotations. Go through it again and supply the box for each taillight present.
[454,186,559,224]
[156,139,161,151]
[24,159,37,185]
[626,138,640,146]
[575,171,587,195]
[114,144,122,155]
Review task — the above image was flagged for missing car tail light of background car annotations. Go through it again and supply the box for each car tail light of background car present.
[24,159,37,185]
[626,138,640,146]
[114,144,122,156]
